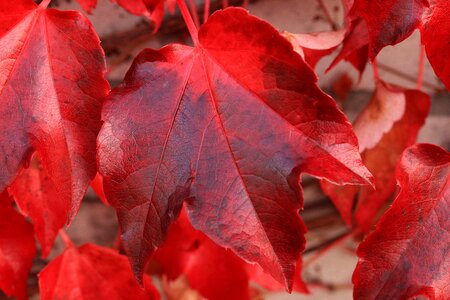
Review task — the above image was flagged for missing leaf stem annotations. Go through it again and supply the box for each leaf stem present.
[222,0,229,8]
[39,0,52,9]
[188,0,201,29]
[303,231,352,268]
[417,45,425,90]
[203,0,210,23]
[59,229,75,248]
[177,0,199,46]
[316,0,337,30]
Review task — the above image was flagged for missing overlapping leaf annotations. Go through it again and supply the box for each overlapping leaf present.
[0,0,109,250]
[0,192,36,300]
[39,243,159,300]
[344,0,450,90]
[322,82,430,230]
[152,210,251,300]
[353,143,450,299]
[152,209,307,299]
[98,7,373,289]
[76,0,176,31]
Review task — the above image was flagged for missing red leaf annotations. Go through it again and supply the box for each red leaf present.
[91,173,109,205]
[9,156,63,257]
[322,82,430,231]
[0,192,36,300]
[75,0,97,14]
[283,30,345,69]
[113,0,166,31]
[351,0,429,59]
[152,210,251,300]
[353,143,450,299]
[421,0,450,90]
[0,1,108,222]
[39,243,159,300]
[327,17,369,76]
[98,7,372,289]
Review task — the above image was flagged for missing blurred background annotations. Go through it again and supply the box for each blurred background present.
[6,0,449,299]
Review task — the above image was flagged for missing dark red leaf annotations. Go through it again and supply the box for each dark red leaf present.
[98,7,372,289]
[0,192,36,300]
[420,0,450,90]
[0,0,109,225]
[322,82,430,231]
[353,143,450,299]
[351,0,429,59]
[39,243,159,300]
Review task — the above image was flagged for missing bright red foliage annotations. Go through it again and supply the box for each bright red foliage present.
[322,82,430,230]
[0,192,36,300]
[0,0,448,298]
[39,243,159,300]
[353,143,450,299]
[98,7,372,289]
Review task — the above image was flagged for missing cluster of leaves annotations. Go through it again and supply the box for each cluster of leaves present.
[0,0,448,299]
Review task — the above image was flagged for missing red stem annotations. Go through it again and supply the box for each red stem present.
[39,0,51,9]
[303,232,352,268]
[417,45,425,90]
[188,0,201,29]
[176,0,199,45]
[222,0,229,8]
[59,229,75,248]
[317,0,337,30]
[243,0,249,8]
[372,58,380,82]
[204,0,210,23]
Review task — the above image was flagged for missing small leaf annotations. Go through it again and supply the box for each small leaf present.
[39,243,159,300]
[353,143,450,299]
[322,82,430,230]
[0,192,36,300]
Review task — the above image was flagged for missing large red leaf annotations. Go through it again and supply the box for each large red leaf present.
[0,192,36,300]
[353,143,450,299]
[322,82,430,230]
[98,7,373,289]
[0,0,108,227]
[39,243,159,300]
[420,0,450,90]
[351,0,429,59]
